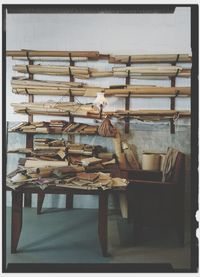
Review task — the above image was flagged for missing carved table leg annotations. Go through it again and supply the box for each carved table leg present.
[11,191,23,253]
[66,192,73,209]
[98,190,109,257]
[37,191,45,215]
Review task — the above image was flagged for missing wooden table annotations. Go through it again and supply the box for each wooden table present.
[7,164,126,256]
[8,185,119,257]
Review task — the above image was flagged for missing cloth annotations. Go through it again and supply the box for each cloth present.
[162,147,179,182]
[98,117,117,137]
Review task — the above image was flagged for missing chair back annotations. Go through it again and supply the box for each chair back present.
[170,152,185,184]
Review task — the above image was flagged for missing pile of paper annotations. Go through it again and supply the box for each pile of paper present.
[7,168,128,191]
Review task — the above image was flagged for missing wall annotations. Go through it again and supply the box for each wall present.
[6,7,191,209]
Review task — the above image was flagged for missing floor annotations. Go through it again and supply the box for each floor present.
[5,207,191,270]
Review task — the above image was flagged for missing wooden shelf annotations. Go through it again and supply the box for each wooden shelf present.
[7,51,191,136]
[6,50,192,208]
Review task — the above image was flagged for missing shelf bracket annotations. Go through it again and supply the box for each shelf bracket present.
[124,56,131,133]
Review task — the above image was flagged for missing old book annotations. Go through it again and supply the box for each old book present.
[50,120,66,125]
[33,149,59,156]
[49,127,63,133]
[62,176,77,183]
[81,126,97,133]
[97,152,114,159]
[35,127,49,133]
[102,159,116,166]
[9,122,27,132]
[48,140,65,146]
[38,156,59,161]
[33,121,48,127]
[82,150,93,156]
[69,155,83,165]
[68,144,84,150]
[84,145,94,150]
[81,157,102,166]
[21,125,35,130]
[72,179,91,186]
[86,164,104,171]
[35,178,56,185]
[73,124,88,133]
[67,123,81,133]
[53,165,85,175]
[111,177,128,187]
[63,123,73,132]
[68,149,84,154]
[34,138,49,142]
[34,146,66,150]
[24,159,69,168]
[77,172,99,182]
[56,149,66,159]
[91,179,113,188]
[18,158,27,166]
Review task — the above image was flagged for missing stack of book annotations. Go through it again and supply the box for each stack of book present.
[9,121,98,135]
[48,120,67,133]
[34,138,66,150]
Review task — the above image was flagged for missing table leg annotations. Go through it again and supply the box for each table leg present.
[11,191,23,253]
[24,192,32,207]
[66,192,73,209]
[98,190,108,257]
[37,191,45,215]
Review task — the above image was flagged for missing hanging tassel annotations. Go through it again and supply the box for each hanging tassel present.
[98,117,117,137]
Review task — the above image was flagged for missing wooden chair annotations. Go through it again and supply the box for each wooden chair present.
[121,152,185,246]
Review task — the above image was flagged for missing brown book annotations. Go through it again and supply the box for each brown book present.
[48,127,62,133]
[77,172,99,182]
[80,126,97,134]
[56,149,66,160]
[38,156,58,161]
[98,152,114,159]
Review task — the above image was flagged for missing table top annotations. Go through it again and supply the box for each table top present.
[6,164,127,194]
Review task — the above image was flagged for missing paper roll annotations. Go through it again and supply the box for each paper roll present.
[142,153,161,171]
